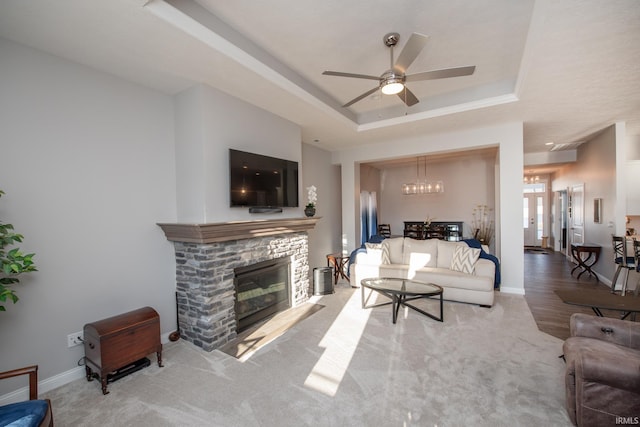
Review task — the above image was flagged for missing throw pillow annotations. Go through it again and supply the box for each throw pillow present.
[365,242,383,264]
[450,245,481,274]
[383,237,404,264]
[373,242,391,264]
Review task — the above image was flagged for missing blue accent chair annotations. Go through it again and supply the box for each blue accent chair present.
[0,365,53,427]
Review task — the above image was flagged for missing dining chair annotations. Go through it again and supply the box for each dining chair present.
[377,224,391,238]
[0,365,53,427]
[611,235,635,295]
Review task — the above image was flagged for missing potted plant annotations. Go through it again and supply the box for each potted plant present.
[472,204,494,245]
[0,190,37,311]
[304,185,317,217]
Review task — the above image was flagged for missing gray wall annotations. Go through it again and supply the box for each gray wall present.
[0,38,177,394]
[303,144,343,268]
[552,125,618,283]
[0,38,340,397]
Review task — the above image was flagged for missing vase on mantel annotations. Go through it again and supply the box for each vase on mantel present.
[304,206,316,217]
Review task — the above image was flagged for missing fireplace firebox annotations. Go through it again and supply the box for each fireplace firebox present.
[234,257,291,332]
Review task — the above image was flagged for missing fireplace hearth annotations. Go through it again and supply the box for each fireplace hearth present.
[234,257,291,332]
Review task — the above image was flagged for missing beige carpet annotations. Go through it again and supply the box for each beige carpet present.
[44,285,572,426]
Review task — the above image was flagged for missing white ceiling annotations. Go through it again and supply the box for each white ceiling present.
[0,0,638,163]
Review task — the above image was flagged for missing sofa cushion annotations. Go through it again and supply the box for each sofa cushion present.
[375,264,494,291]
[402,238,438,268]
[383,237,405,264]
[436,240,465,268]
[450,245,481,274]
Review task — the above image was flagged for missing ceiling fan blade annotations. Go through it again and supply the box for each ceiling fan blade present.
[342,86,380,107]
[322,71,380,81]
[406,65,476,82]
[393,33,429,73]
[397,86,419,107]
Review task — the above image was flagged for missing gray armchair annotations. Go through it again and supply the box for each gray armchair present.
[563,313,640,426]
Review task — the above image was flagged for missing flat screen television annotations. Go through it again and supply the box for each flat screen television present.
[229,149,299,208]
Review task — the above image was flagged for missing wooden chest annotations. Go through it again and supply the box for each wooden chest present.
[84,306,163,394]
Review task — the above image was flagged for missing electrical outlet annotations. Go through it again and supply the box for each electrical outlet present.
[67,331,84,348]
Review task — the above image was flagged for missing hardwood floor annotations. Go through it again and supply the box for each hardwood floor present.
[523,248,630,340]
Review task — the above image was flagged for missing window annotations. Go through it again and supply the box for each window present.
[523,183,545,193]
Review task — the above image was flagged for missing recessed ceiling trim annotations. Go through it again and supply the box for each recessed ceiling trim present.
[357,93,519,132]
[145,0,520,135]
[144,0,357,129]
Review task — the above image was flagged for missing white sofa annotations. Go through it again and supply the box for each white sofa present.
[350,237,496,307]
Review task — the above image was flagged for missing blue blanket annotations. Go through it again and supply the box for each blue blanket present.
[462,239,501,289]
[347,234,386,277]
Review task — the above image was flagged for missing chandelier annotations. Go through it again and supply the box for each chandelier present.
[523,175,540,184]
[402,156,444,195]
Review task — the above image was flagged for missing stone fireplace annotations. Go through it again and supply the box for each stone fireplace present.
[158,218,319,351]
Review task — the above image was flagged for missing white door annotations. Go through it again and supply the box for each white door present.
[523,194,544,246]
[555,191,568,253]
[569,184,585,248]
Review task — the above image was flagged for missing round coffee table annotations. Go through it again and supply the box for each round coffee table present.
[360,277,443,324]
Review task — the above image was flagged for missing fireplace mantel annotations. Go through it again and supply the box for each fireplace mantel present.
[157,217,320,244]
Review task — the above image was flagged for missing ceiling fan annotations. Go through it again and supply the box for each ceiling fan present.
[322,32,476,108]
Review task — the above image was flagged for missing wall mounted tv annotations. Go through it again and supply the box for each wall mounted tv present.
[229,149,299,208]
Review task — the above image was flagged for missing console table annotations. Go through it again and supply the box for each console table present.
[570,243,602,281]
[403,221,463,241]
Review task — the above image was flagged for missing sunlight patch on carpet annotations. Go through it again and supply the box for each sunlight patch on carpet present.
[303,289,377,397]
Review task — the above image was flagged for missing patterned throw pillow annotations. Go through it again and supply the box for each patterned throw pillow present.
[378,241,392,264]
[382,237,403,264]
[450,245,481,274]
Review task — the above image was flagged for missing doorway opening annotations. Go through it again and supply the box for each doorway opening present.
[523,181,546,247]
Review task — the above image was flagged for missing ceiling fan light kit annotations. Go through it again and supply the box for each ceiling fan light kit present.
[323,32,476,108]
[380,70,405,95]
[381,81,404,95]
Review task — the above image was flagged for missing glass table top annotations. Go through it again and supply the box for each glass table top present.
[360,277,442,296]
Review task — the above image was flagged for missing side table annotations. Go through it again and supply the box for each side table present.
[570,243,601,281]
[326,253,350,285]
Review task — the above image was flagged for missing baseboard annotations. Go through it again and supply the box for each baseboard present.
[499,286,525,296]
[0,331,175,405]
[0,365,85,406]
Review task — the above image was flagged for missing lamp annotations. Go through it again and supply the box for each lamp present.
[402,157,444,195]
[523,175,540,184]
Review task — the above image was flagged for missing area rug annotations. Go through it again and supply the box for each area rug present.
[219,302,324,361]
[44,289,572,426]
[525,247,550,254]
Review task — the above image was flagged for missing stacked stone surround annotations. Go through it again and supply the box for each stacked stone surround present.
[173,232,310,351]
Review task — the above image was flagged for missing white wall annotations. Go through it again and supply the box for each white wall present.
[376,152,496,241]
[334,122,525,294]
[174,84,302,222]
[0,39,177,393]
